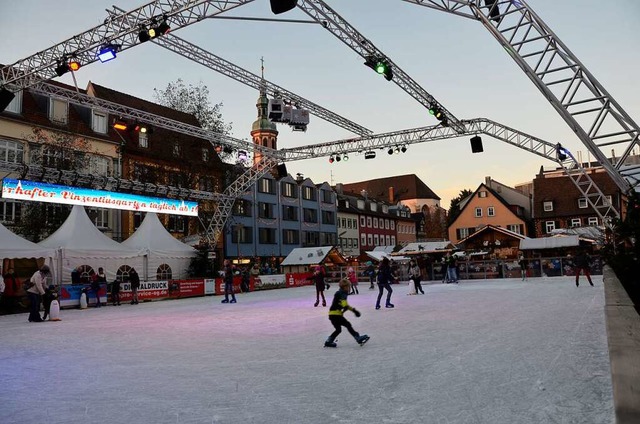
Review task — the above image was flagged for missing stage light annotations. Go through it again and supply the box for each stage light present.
[154,19,170,36]
[394,147,400,154]
[343,154,349,162]
[364,151,376,160]
[97,44,119,63]
[138,28,152,43]
[55,62,69,77]
[329,156,334,164]
[335,155,341,162]
[68,60,81,71]
[0,87,16,112]
[485,0,501,22]
[401,146,407,153]
[271,0,297,14]
[214,144,223,153]
[113,119,128,131]
[364,55,393,81]
[387,148,394,155]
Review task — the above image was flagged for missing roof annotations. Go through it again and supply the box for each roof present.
[398,241,454,254]
[0,222,55,260]
[280,246,346,266]
[519,235,580,250]
[456,224,529,245]
[341,174,440,202]
[121,213,196,258]
[366,250,411,262]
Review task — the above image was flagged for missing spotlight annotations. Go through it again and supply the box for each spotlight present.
[329,156,334,164]
[271,0,298,14]
[335,155,341,162]
[401,146,407,153]
[113,118,128,131]
[343,154,349,162]
[97,44,119,63]
[394,147,400,154]
[154,18,171,36]
[387,148,394,155]
[214,144,223,153]
[68,60,81,71]
[135,123,153,134]
[364,55,393,81]
[364,151,376,160]
[55,62,69,77]
[138,28,152,43]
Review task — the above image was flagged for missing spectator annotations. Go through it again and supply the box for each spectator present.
[518,253,528,281]
[221,259,237,304]
[90,270,101,308]
[129,269,140,305]
[27,265,50,322]
[111,278,122,306]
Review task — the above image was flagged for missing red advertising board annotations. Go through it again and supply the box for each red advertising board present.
[119,281,169,302]
[286,273,313,288]
[168,279,205,299]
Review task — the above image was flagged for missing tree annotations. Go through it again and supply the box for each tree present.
[14,128,97,241]
[447,189,473,226]
[153,79,232,135]
[188,246,217,278]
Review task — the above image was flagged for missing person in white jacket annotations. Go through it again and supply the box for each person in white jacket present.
[27,265,50,322]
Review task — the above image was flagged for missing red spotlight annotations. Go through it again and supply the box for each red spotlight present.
[68,60,81,71]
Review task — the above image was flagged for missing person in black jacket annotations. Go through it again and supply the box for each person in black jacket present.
[574,250,594,287]
[375,257,395,310]
[324,279,369,348]
[307,265,327,307]
[221,259,237,303]
[129,269,140,305]
[111,278,121,306]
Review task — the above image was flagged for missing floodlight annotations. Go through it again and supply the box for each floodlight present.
[55,62,69,77]
[155,19,170,36]
[329,156,334,164]
[113,119,128,131]
[271,0,297,14]
[387,148,394,155]
[68,60,81,71]
[335,155,341,162]
[401,146,407,153]
[97,44,119,63]
[343,154,349,162]
[364,151,376,160]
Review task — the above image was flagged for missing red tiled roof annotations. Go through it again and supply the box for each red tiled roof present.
[341,174,440,202]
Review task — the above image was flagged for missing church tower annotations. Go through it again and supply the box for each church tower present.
[251,62,278,166]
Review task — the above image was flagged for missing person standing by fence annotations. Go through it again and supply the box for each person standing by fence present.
[574,250,594,287]
[518,253,528,281]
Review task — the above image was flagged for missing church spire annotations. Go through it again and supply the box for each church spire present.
[251,57,278,165]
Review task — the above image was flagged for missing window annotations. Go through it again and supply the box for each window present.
[199,176,217,192]
[385,219,389,230]
[321,232,336,245]
[0,200,21,223]
[0,139,24,163]
[604,195,613,206]
[168,215,186,233]
[258,178,275,194]
[258,202,275,219]
[259,228,277,244]
[382,205,388,213]
[385,235,391,246]
[352,219,358,229]
[133,211,144,230]
[352,238,358,249]
[232,199,252,217]
[231,225,252,243]
[116,265,134,283]
[361,233,366,246]
[3,89,22,114]
[570,218,582,227]
[282,229,299,245]
[507,224,522,234]
[303,208,317,223]
[578,197,588,209]
[374,234,379,246]
[321,210,335,225]
[49,98,68,124]
[543,201,553,212]
[390,221,395,231]
[370,203,377,212]
[357,200,365,209]
[321,190,333,204]
[282,205,298,221]
[172,142,182,157]
[87,207,110,229]
[138,132,148,148]
[89,156,110,176]
[302,186,316,200]
[360,216,366,227]
[202,148,209,162]
[391,236,396,246]
[545,221,556,233]
[373,218,378,229]
[282,182,297,198]
[475,207,482,218]
[302,231,319,247]
[156,264,172,280]
[479,191,487,198]
[367,217,372,227]
[588,217,599,226]
[367,234,373,246]
[487,206,495,217]
[92,111,108,133]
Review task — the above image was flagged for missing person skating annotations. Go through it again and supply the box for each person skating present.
[221,259,237,303]
[518,253,528,281]
[366,262,376,290]
[375,257,394,310]
[129,269,140,304]
[324,279,369,348]
[307,265,327,307]
[574,250,594,287]
[347,267,359,294]
[408,260,424,294]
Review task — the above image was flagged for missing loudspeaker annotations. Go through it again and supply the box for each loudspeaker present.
[0,87,16,112]
[271,0,297,15]
[276,163,288,179]
[470,136,484,153]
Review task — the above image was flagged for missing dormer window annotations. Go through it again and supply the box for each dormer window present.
[92,111,108,134]
[3,89,22,114]
[49,98,68,124]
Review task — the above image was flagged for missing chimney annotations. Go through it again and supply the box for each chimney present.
[296,173,304,183]
[388,186,394,203]
[360,189,368,200]
[335,183,343,194]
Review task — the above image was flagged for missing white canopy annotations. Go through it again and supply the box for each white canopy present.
[398,241,455,254]
[121,213,196,279]
[0,222,55,261]
[39,206,143,282]
[519,235,580,250]
[281,246,345,266]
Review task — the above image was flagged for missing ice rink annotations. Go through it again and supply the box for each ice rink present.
[1,276,613,424]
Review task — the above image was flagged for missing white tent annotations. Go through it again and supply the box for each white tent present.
[38,206,144,282]
[121,212,196,280]
[519,235,580,250]
[0,222,55,261]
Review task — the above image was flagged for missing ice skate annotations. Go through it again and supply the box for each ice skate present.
[356,335,370,346]
[385,303,394,308]
[314,300,319,307]
[230,298,237,303]
[221,299,229,303]
[324,338,337,348]
[375,304,381,310]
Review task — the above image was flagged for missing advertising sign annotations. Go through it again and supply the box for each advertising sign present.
[119,281,169,302]
[286,273,313,288]
[59,284,105,308]
[1,178,198,216]
[168,279,205,298]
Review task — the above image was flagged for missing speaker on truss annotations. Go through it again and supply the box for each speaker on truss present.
[470,136,484,153]
[276,163,288,179]
[0,87,16,112]
[271,0,297,15]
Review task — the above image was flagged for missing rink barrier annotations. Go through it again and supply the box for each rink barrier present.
[603,265,640,424]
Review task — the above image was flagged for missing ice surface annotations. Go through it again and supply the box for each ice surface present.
[0,277,614,424]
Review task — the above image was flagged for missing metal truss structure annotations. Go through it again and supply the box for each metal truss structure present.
[295,0,466,134]
[2,0,636,244]
[282,118,619,222]
[401,0,640,193]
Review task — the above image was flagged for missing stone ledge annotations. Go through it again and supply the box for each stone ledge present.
[603,266,640,424]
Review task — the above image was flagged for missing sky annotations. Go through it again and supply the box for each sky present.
[1,0,639,209]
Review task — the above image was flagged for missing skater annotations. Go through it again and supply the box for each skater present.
[324,279,369,348]
[518,253,528,281]
[347,267,359,294]
[408,260,424,294]
[129,269,140,304]
[375,257,394,310]
[366,262,376,290]
[27,265,49,322]
[221,259,237,303]
[307,265,327,307]
[574,249,594,287]
[111,278,121,306]
[89,270,101,308]
[447,254,458,283]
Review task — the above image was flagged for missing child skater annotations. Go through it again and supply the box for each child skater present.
[347,267,359,294]
[307,265,327,307]
[324,279,369,348]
